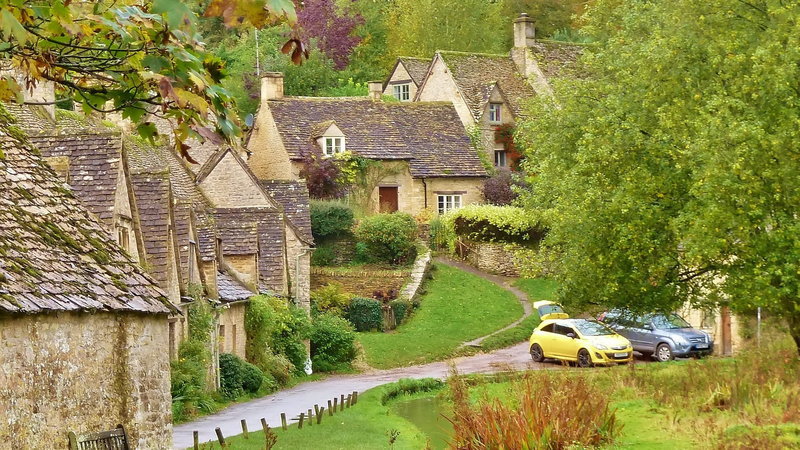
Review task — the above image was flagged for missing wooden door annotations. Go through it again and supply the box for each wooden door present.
[379,186,399,213]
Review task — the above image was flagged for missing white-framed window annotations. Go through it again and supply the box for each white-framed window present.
[437,194,462,214]
[489,103,502,123]
[494,150,507,167]
[324,136,345,156]
[393,83,410,101]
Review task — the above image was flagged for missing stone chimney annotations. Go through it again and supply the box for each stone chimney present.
[261,72,284,101]
[368,81,383,101]
[513,13,535,48]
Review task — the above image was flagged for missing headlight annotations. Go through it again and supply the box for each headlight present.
[673,336,689,346]
[594,343,608,350]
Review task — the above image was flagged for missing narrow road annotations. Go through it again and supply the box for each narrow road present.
[173,342,545,448]
[432,257,534,347]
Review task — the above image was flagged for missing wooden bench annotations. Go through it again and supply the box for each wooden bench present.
[68,424,129,450]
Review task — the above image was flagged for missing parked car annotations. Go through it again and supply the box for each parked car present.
[529,318,633,367]
[599,310,714,362]
[533,300,569,320]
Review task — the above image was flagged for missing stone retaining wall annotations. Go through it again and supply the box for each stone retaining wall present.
[311,267,411,297]
[399,248,432,301]
[461,240,523,277]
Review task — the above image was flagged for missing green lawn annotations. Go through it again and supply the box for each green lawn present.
[513,278,558,303]
[358,263,523,369]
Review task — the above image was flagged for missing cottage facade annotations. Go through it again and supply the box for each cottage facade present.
[0,106,176,448]
[248,74,487,216]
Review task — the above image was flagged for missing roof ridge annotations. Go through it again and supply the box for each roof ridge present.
[276,96,372,101]
[398,56,431,60]
[438,50,509,58]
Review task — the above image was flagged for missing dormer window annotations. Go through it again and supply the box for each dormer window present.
[489,103,502,123]
[393,83,410,101]
[324,137,345,156]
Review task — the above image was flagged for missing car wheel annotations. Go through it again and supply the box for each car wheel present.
[655,343,674,362]
[530,344,544,363]
[577,349,593,368]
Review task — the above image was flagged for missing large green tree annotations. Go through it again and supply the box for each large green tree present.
[518,0,800,352]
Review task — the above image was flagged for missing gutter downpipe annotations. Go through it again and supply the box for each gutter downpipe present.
[295,245,313,374]
[422,178,428,209]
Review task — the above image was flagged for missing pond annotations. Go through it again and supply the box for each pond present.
[392,396,453,450]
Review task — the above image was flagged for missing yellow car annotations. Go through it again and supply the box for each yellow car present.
[529,318,633,367]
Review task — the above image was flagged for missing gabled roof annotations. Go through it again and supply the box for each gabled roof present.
[260,180,313,244]
[130,171,176,289]
[196,146,280,209]
[0,107,173,315]
[396,57,432,87]
[527,40,586,80]
[29,132,123,224]
[217,270,254,302]
[433,51,537,120]
[266,98,486,178]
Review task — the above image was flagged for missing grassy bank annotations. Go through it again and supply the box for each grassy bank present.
[358,263,522,368]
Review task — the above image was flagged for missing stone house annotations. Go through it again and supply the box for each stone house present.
[247,74,487,216]
[384,13,584,169]
[383,57,432,102]
[0,106,176,448]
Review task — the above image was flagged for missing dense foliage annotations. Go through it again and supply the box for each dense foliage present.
[170,296,215,420]
[310,200,355,240]
[354,213,418,265]
[245,295,311,378]
[310,282,353,317]
[347,297,383,332]
[518,0,800,353]
[219,353,267,399]
[444,205,544,244]
[482,169,525,206]
[310,313,358,372]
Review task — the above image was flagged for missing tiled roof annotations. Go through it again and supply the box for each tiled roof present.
[173,203,194,285]
[217,270,254,302]
[125,138,210,207]
[3,103,53,134]
[528,41,585,80]
[0,108,173,315]
[29,133,123,224]
[195,211,217,262]
[260,180,313,243]
[131,171,174,288]
[213,208,285,292]
[267,98,486,178]
[398,57,432,86]
[437,51,537,120]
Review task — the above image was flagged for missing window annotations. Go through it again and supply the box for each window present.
[489,103,502,123]
[554,324,576,336]
[117,226,130,253]
[393,83,410,101]
[168,321,176,360]
[219,324,226,351]
[540,323,555,333]
[437,194,462,214]
[494,150,507,167]
[324,137,345,156]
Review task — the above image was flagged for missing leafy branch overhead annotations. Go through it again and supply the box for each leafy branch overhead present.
[0,0,305,159]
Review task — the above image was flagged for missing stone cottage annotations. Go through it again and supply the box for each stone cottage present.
[384,13,584,169]
[0,106,176,448]
[247,73,487,216]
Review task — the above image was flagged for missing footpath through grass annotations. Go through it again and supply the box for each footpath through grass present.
[358,263,522,369]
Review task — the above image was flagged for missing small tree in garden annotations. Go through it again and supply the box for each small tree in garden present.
[354,213,418,265]
[301,151,347,199]
[310,200,355,240]
[482,169,526,206]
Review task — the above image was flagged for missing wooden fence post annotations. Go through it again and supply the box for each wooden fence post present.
[281,412,287,430]
[317,407,325,424]
[261,418,269,435]
[314,404,320,418]
[307,409,313,427]
[333,397,338,412]
[353,391,358,405]
[298,412,305,429]
[215,427,226,447]
[328,399,334,416]
[193,431,199,450]
[340,394,345,411]
[241,419,249,438]
[346,394,352,408]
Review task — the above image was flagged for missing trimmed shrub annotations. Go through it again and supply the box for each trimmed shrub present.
[262,351,293,386]
[310,313,358,372]
[311,282,352,317]
[444,204,545,244]
[219,353,245,399]
[310,200,354,240]
[241,361,266,393]
[354,213,418,265]
[310,244,335,266]
[390,299,411,324]
[347,297,383,331]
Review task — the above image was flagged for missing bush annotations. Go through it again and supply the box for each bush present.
[261,351,293,386]
[380,378,445,405]
[428,216,455,251]
[219,353,245,399]
[310,200,354,240]
[482,169,525,206]
[311,282,352,317]
[241,361,266,393]
[444,204,545,244]
[310,313,358,372]
[390,300,411,324]
[347,297,383,331]
[310,244,336,266]
[354,213,418,265]
[245,295,311,379]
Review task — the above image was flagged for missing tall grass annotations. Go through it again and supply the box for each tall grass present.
[446,369,620,449]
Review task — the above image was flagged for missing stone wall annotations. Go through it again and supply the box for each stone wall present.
[462,240,523,277]
[0,311,172,449]
[311,267,411,297]
[217,302,248,359]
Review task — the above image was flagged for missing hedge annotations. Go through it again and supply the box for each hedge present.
[443,205,545,244]
[347,297,383,331]
[354,212,418,265]
[310,200,354,240]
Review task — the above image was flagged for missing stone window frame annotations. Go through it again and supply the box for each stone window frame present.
[393,83,411,101]
[323,136,345,156]
[437,193,463,214]
[494,149,507,167]
[489,103,502,123]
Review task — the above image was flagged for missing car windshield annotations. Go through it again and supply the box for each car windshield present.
[574,320,615,336]
[539,304,564,315]
[651,313,692,330]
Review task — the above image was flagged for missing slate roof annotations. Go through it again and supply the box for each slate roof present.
[28,133,123,224]
[436,51,537,120]
[217,270,254,302]
[131,171,175,288]
[260,180,313,243]
[267,98,486,178]
[3,103,53,134]
[213,208,285,292]
[0,108,173,315]
[528,41,585,81]
[398,57,432,86]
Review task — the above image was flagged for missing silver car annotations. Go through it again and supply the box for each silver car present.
[599,310,714,362]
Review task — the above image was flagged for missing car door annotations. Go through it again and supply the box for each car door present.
[552,324,578,359]
[536,323,557,357]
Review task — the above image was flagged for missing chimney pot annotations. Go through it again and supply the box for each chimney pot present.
[367,81,383,101]
[261,72,284,101]
[513,12,535,48]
